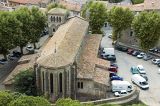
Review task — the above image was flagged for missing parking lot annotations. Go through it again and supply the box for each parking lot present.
[101,28,160,106]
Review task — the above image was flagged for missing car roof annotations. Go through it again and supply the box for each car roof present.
[137,65,143,68]
[131,66,137,69]
[121,90,127,92]
[154,59,160,60]
[132,74,146,81]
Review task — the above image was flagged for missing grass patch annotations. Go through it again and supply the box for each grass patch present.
[132,0,144,4]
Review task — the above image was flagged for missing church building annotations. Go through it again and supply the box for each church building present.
[35,16,110,101]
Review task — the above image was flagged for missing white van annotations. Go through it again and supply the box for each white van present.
[101,48,116,61]
[112,81,132,92]
[131,74,149,90]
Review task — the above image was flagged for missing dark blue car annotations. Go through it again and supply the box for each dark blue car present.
[110,76,123,81]
[109,73,117,78]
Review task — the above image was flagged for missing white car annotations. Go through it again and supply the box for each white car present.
[137,65,146,74]
[114,90,127,97]
[137,52,145,59]
[158,69,160,74]
[152,59,160,65]
[108,34,112,38]
[26,45,34,52]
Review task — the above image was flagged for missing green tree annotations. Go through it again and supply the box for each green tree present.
[13,68,37,96]
[29,7,46,49]
[107,7,134,41]
[82,1,107,33]
[56,98,81,106]
[9,96,51,106]
[0,91,13,106]
[81,0,93,18]
[47,3,66,11]
[132,11,160,51]
[14,7,32,54]
[0,11,21,59]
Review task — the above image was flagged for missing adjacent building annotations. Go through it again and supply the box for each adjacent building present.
[36,16,110,101]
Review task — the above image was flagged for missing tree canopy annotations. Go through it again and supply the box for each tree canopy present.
[0,11,21,59]
[29,7,46,48]
[107,7,134,41]
[81,1,107,34]
[13,68,37,96]
[132,11,160,51]
[14,7,32,54]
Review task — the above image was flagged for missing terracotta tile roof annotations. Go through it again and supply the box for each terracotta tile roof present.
[8,0,41,5]
[3,54,37,85]
[77,34,110,83]
[116,0,160,11]
[94,67,109,85]
[59,0,81,12]
[36,16,89,69]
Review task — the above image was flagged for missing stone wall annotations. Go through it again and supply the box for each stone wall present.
[81,89,140,105]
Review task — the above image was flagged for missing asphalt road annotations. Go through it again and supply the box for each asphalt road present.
[101,29,160,106]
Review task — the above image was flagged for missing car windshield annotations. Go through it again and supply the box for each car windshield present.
[121,91,127,94]
[141,82,148,85]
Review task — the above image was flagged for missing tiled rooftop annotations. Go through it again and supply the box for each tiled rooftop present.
[77,34,110,84]
[59,0,81,12]
[37,16,89,69]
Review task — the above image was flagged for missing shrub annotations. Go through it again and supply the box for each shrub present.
[56,98,81,106]
[9,96,51,106]
[0,91,13,106]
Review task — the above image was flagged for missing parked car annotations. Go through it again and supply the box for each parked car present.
[109,72,117,78]
[143,54,153,61]
[108,67,118,73]
[108,34,112,38]
[26,45,34,51]
[110,76,123,81]
[101,48,116,61]
[114,90,127,97]
[149,48,160,53]
[131,74,149,90]
[130,66,139,74]
[112,81,132,92]
[140,74,148,82]
[12,50,21,57]
[152,59,160,65]
[110,62,118,69]
[158,63,160,67]
[132,51,140,56]
[137,65,146,74]
[127,49,134,55]
[8,54,18,60]
[158,69,160,74]
[0,58,7,65]
[115,45,128,52]
[137,52,146,59]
